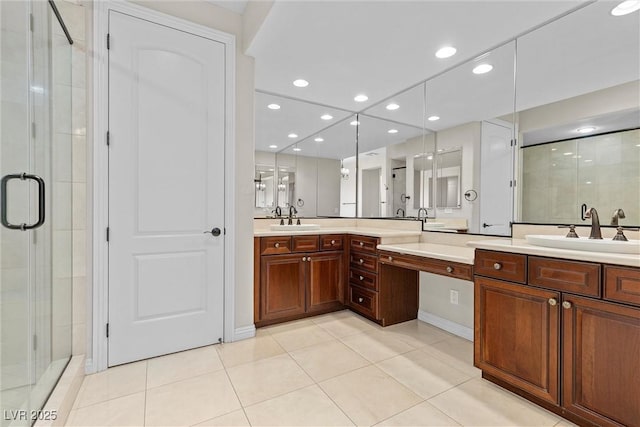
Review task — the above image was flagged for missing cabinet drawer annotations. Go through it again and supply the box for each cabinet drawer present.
[349,235,378,254]
[379,251,473,281]
[529,256,600,297]
[604,265,640,307]
[292,235,319,252]
[320,234,344,251]
[474,250,527,284]
[349,285,377,319]
[350,252,378,272]
[261,237,292,255]
[349,267,377,291]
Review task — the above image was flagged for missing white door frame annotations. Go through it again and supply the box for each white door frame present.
[90,0,236,373]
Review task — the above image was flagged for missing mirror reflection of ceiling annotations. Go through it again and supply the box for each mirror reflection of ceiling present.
[247,1,588,110]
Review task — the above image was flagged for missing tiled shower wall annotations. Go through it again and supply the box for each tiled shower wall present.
[57,0,87,357]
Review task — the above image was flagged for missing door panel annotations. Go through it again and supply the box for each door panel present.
[307,252,344,312]
[108,11,225,366]
[261,254,306,320]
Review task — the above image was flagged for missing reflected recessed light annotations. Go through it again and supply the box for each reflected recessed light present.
[584,159,593,162]
[314,137,324,142]
[586,181,592,184]
[288,133,298,138]
[354,94,368,102]
[293,79,309,87]
[437,149,444,152]
[472,63,493,74]
[269,144,278,149]
[551,148,557,151]
[269,168,274,171]
[280,168,287,171]
[321,114,333,120]
[386,103,400,111]
[427,115,440,121]
[576,126,596,134]
[259,171,265,174]
[637,144,640,147]
[563,152,573,156]
[293,147,302,152]
[427,155,433,160]
[552,163,556,167]
[611,0,640,15]
[267,103,280,110]
[350,120,360,126]
[435,46,457,59]
[388,129,398,134]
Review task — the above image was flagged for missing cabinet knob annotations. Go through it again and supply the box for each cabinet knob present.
[307,257,311,261]
[358,297,364,303]
[331,240,336,245]
[275,242,280,248]
[388,256,393,261]
[446,266,453,273]
[360,242,364,247]
[548,298,557,306]
[359,275,364,281]
[359,258,364,264]
[562,301,572,309]
[302,256,307,261]
[493,262,502,270]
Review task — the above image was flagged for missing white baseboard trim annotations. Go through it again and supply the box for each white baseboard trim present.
[233,324,256,342]
[418,310,473,342]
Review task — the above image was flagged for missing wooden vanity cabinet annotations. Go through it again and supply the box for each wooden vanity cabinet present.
[255,235,345,326]
[474,250,640,427]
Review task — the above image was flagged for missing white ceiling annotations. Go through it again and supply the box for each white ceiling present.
[252,1,640,157]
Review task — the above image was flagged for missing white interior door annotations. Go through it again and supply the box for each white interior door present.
[108,11,225,366]
[480,120,514,236]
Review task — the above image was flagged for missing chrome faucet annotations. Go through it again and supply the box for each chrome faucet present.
[396,208,405,218]
[288,206,298,225]
[417,207,428,221]
[611,208,626,226]
[584,207,602,239]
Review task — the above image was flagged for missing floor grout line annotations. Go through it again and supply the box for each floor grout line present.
[219,363,252,427]
[142,361,148,426]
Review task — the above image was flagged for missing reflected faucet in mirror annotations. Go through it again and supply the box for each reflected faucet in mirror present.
[272,206,282,218]
[417,207,428,221]
[611,208,625,226]
[584,207,602,240]
[396,208,405,218]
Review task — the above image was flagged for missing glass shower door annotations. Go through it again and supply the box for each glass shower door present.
[1,1,72,425]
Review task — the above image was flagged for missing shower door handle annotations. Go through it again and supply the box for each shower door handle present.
[1,173,46,230]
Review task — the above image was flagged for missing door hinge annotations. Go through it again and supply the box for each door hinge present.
[107,33,110,50]
[509,180,513,188]
[29,14,34,32]
[106,227,110,242]
[106,131,110,146]
[106,323,110,338]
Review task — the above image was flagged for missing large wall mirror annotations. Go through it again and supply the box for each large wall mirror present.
[254,1,639,234]
[515,1,640,227]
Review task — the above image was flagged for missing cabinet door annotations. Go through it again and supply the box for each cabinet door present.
[475,277,560,404]
[307,251,344,312]
[562,295,640,427]
[260,254,306,320]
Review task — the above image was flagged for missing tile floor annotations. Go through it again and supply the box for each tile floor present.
[66,310,575,426]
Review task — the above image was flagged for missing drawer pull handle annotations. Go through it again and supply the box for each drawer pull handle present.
[360,242,364,247]
[331,240,336,245]
[388,256,393,261]
[275,242,280,248]
[359,258,364,264]
[548,298,557,306]
[493,262,502,270]
[562,301,572,309]
[359,275,364,280]
[446,266,453,273]
[358,297,364,303]
[302,256,307,261]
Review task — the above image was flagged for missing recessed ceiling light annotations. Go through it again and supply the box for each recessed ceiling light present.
[427,115,440,121]
[388,129,398,134]
[472,63,493,74]
[320,114,333,120]
[584,159,593,162]
[269,168,274,171]
[267,103,280,110]
[576,126,597,134]
[293,79,309,87]
[354,94,368,102]
[636,144,640,147]
[551,148,557,151]
[288,133,298,138]
[611,0,640,16]
[386,103,400,111]
[437,149,444,152]
[314,137,324,142]
[269,144,278,149]
[350,120,360,126]
[280,168,287,171]
[586,181,592,184]
[427,155,433,160]
[435,46,457,59]
[563,152,573,156]
[293,147,301,152]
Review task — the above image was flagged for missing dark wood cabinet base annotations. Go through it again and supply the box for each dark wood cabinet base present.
[255,306,347,328]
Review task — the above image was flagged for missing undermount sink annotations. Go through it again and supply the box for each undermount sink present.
[525,235,640,254]
[269,223,321,231]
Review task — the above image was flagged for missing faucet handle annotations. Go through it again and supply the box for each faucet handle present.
[558,225,579,238]
[613,226,639,242]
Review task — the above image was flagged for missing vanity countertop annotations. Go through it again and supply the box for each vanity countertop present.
[377,242,475,265]
[254,227,422,239]
[467,238,640,268]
